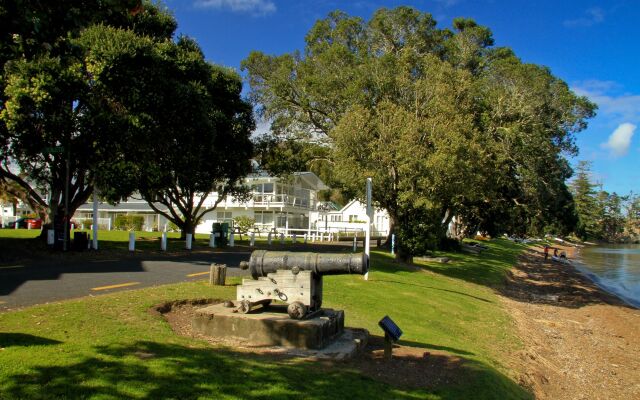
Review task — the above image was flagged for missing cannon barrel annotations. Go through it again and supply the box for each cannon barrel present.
[240,250,368,279]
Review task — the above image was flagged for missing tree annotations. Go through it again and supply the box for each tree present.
[569,161,600,239]
[85,29,254,239]
[0,1,176,233]
[243,7,595,260]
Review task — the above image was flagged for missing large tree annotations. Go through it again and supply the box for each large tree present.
[0,1,175,229]
[243,7,595,260]
[83,28,254,238]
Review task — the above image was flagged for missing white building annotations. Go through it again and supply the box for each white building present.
[310,199,390,237]
[74,171,328,234]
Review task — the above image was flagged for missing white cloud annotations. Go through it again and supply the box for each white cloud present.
[601,123,636,157]
[194,0,276,16]
[564,7,605,27]
[572,80,640,124]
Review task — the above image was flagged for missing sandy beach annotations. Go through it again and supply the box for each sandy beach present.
[501,244,640,399]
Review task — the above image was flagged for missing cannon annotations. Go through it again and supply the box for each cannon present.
[237,250,368,319]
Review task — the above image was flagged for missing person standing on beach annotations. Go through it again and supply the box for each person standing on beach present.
[553,248,558,257]
[544,246,550,260]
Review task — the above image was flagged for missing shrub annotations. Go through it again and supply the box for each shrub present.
[234,216,256,234]
[114,215,145,231]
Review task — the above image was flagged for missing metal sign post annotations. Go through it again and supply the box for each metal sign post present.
[365,178,372,281]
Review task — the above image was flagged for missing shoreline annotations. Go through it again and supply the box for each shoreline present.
[501,244,640,399]
[571,244,640,309]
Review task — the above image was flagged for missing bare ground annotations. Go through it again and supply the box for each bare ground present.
[501,245,640,400]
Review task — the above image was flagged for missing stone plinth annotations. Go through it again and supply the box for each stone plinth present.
[192,303,344,350]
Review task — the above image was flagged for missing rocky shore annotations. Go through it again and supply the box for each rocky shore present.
[501,244,640,399]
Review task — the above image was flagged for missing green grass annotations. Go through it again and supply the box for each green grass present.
[0,239,531,399]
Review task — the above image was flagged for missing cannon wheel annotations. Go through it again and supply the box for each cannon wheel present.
[287,301,307,319]
[238,300,252,314]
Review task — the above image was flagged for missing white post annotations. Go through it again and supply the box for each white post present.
[81,223,85,231]
[353,236,357,252]
[250,232,255,247]
[47,229,55,245]
[107,218,111,231]
[267,232,272,245]
[27,222,31,230]
[304,233,308,244]
[161,232,167,251]
[128,231,135,252]
[292,233,297,244]
[391,234,395,255]
[209,233,216,248]
[186,233,192,250]
[229,232,235,247]
[14,218,18,229]
[279,233,285,245]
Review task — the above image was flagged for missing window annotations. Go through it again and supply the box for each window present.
[216,211,232,221]
[254,211,273,224]
[263,183,274,193]
[349,215,359,223]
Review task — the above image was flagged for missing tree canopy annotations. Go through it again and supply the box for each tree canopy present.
[1,1,254,240]
[0,0,176,223]
[243,7,596,259]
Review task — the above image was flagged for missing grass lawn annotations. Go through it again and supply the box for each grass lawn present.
[0,239,532,399]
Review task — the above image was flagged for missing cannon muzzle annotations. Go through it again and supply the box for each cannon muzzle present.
[240,250,368,279]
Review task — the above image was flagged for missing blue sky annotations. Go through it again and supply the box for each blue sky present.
[166,0,639,195]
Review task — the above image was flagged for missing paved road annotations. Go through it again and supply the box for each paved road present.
[0,251,252,311]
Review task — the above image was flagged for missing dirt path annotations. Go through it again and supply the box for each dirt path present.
[501,245,640,399]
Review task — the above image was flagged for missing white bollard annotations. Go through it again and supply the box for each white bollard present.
[27,222,31,230]
[229,232,235,247]
[47,229,55,245]
[267,232,272,246]
[292,233,297,244]
[186,233,192,250]
[14,219,18,229]
[250,232,255,247]
[353,236,357,252]
[129,232,135,252]
[161,232,167,251]
[209,233,216,248]
[336,233,340,242]
[81,223,85,231]
[304,233,308,244]
[280,233,285,245]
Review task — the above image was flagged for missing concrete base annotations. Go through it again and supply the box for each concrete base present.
[192,303,345,350]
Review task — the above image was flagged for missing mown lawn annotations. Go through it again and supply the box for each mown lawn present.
[0,239,532,399]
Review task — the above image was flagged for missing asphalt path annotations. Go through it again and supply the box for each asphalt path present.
[0,251,252,311]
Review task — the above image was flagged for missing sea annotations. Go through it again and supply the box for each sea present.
[575,244,640,308]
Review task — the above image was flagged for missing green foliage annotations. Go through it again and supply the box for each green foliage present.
[233,216,255,234]
[243,7,595,257]
[569,161,638,242]
[114,215,144,231]
[0,1,177,224]
[87,29,254,239]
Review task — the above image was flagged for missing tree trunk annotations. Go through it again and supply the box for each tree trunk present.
[181,218,195,240]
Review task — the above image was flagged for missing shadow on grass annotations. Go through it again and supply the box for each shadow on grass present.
[395,338,476,356]
[372,279,493,304]
[0,333,62,347]
[414,239,526,287]
[1,340,532,400]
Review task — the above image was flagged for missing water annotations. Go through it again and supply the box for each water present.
[576,244,640,308]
